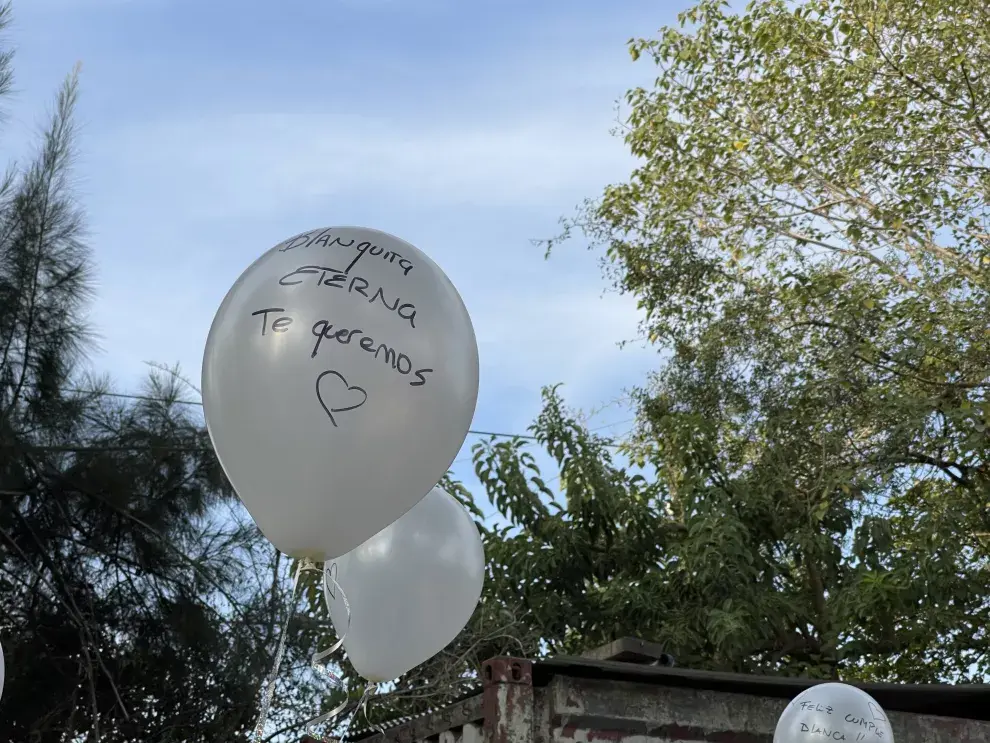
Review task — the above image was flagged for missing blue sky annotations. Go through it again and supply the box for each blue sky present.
[9,0,690,510]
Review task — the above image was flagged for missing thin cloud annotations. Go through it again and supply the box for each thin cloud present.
[46,2,676,440]
[96,110,633,217]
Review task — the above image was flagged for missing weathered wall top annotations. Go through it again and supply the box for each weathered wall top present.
[335,640,989,743]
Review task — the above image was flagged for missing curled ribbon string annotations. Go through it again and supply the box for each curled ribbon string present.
[301,563,354,741]
[355,681,387,740]
[342,681,384,741]
[252,558,316,743]
[251,558,385,743]
[304,562,386,742]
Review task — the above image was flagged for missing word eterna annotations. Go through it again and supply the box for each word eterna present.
[278,264,417,329]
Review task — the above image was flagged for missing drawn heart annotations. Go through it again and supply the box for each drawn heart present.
[315,370,368,427]
[867,702,887,723]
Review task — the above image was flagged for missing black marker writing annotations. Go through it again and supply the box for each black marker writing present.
[277,230,415,276]
[276,231,313,252]
[310,320,432,386]
[252,307,293,335]
[310,230,343,250]
[799,703,833,715]
[315,370,368,428]
[800,722,845,740]
[279,265,417,328]
[278,228,349,253]
[344,240,414,276]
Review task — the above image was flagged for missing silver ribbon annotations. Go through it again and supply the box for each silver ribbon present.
[301,562,355,741]
[308,561,385,742]
[252,558,355,743]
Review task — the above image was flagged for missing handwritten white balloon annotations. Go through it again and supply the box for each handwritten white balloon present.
[774,683,894,743]
[203,227,479,559]
[324,485,485,682]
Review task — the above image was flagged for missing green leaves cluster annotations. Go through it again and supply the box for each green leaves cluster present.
[0,8,319,739]
[475,0,990,686]
[282,0,990,722]
[473,387,667,655]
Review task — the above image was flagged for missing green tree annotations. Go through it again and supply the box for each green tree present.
[324,1,990,714]
[0,6,537,731]
[525,0,990,682]
[0,7,324,740]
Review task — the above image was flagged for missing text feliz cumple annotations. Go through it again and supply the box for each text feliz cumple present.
[794,700,888,742]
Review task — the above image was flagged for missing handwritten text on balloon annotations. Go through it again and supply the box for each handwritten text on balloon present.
[276,229,415,276]
[278,265,417,329]
[792,699,887,742]
[251,308,433,388]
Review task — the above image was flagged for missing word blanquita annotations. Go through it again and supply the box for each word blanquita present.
[278,265,417,328]
[251,307,433,387]
[277,229,415,276]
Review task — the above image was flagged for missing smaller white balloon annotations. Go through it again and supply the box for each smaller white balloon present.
[325,485,485,682]
[774,682,894,743]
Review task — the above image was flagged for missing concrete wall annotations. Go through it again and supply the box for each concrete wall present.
[544,675,989,743]
[352,661,989,743]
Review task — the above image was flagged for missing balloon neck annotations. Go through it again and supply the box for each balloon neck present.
[289,550,327,562]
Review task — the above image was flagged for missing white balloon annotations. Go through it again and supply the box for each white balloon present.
[203,227,479,559]
[0,637,4,702]
[774,682,894,743]
[325,486,485,682]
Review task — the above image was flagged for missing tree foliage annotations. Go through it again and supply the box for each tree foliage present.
[0,8,530,737]
[7,0,990,737]
[325,0,990,716]
[519,0,990,682]
[0,8,329,740]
